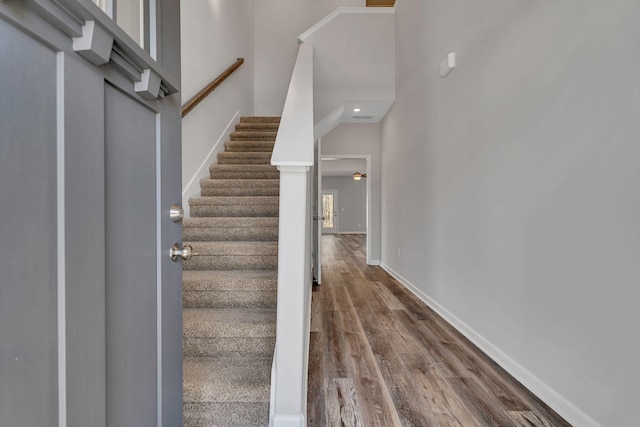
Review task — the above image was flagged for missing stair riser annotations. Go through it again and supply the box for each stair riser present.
[218,152,272,160]
[217,158,272,165]
[190,206,278,217]
[235,123,279,131]
[240,116,280,124]
[183,337,275,358]
[210,171,280,179]
[183,291,277,309]
[183,227,278,242]
[184,403,269,427]
[183,256,278,271]
[183,271,278,292]
[224,142,275,152]
[230,132,277,141]
[200,187,279,197]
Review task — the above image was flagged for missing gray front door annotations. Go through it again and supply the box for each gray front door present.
[0,0,182,426]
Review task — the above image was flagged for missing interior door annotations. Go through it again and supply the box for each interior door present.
[321,190,339,234]
[311,138,323,283]
[0,1,182,426]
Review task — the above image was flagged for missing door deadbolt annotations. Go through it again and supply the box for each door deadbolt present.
[170,205,184,222]
[170,243,196,262]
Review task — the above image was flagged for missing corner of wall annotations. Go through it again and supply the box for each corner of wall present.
[181,111,240,216]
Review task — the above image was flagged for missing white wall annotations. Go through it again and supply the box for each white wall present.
[380,1,640,426]
[253,0,364,116]
[323,123,381,262]
[303,10,395,122]
[322,176,367,234]
[181,0,255,211]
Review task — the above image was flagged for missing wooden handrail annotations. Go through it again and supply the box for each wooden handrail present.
[181,58,244,118]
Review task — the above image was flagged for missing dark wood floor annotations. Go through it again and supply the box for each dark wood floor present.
[307,234,571,427]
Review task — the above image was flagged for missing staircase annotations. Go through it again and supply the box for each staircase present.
[182,117,280,426]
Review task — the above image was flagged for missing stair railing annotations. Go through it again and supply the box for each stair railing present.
[181,58,244,118]
[269,43,314,427]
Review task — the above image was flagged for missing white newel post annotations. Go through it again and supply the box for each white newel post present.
[269,42,314,427]
[272,166,310,426]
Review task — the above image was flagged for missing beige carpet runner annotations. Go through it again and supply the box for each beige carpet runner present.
[182,117,280,426]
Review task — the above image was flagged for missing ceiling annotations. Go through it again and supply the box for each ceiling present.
[341,100,395,124]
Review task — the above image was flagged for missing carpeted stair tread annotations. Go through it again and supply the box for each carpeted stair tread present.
[235,122,279,131]
[199,178,279,188]
[189,196,277,216]
[189,196,279,218]
[186,241,277,256]
[199,178,279,198]
[189,204,278,218]
[230,131,277,141]
[199,179,279,197]
[183,116,281,427]
[183,402,269,427]
[185,217,278,227]
[210,164,279,179]
[184,309,276,338]
[240,116,280,123]
[183,242,278,271]
[183,309,276,358]
[183,357,272,403]
[183,270,277,291]
[189,196,278,206]
[224,141,275,153]
[183,217,278,241]
[183,271,277,310]
[218,152,272,165]
[183,290,276,310]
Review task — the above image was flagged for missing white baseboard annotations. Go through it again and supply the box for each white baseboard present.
[182,111,240,216]
[378,261,602,427]
[271,415,305,427]
[367,259,380,266]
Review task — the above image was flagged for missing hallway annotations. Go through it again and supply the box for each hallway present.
[307,234,570,426]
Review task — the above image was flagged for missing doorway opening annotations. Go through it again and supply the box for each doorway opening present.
[321,190,338,234]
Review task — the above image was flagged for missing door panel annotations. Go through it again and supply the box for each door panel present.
[0,1,182,425]
[105,84,158,426]
[63,53,107,427]
[0,21,58,427]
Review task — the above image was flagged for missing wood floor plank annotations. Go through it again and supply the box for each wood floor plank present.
[322,310,351,379]
[335,280,403,427]
[506,411,555,427]
[307,331,326,426]
[310,286,322,332]
[324,378,364,427]
[309,235,571,427]
[372,280,406,311]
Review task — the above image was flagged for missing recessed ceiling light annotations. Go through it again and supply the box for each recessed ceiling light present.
[353,108,361,112]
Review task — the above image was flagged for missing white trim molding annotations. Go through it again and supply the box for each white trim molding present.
[298,6,395,44]
[21,0,179,98]
[182,111,240,216]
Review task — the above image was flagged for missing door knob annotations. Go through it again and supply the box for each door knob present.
[170,243,197,262]
[170,205,184,222]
